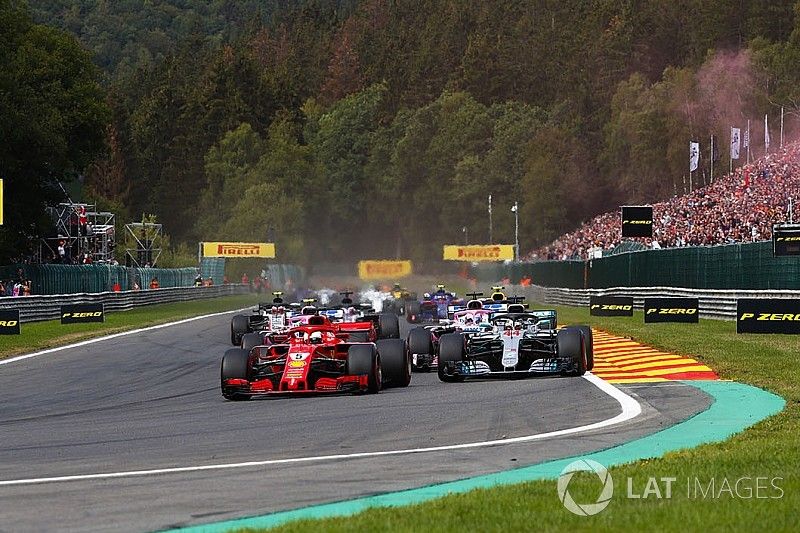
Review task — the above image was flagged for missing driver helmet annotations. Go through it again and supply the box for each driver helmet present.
[423,292,431,300]
[464,313,474,325]
[309,331,323,344]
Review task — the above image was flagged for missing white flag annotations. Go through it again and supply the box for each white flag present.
[765,114,770,150]
[731,127,741,160]
[689,141,700,172]
[743,127,749,148]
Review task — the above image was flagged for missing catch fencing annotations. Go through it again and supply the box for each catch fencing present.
[0,285,248,322]
[519,284,800,320]
[471,241,800,290]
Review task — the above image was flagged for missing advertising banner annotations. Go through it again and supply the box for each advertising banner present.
[443,245,515,262]
[589,296,634,317]
[621,206,653,238]
[772,224,800,256]
[644,298,699,323]
[358,260,413,280]
[201,242,276,258]
[737,299,800,334]
[61,304,105,324]
[0,309,20,334]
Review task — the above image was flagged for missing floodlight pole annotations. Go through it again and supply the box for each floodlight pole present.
[512,201,519,262]
[488,194,493,243]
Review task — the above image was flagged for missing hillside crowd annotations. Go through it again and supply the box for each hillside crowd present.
[529,142,800,260]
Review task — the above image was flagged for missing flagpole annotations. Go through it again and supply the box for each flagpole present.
[746,119,751,164]
[729,127,733,175]
[781,106,785,149]
[710,134,714,183]
[689,140,693,193]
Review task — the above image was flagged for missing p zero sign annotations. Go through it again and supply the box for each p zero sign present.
[61,304,105,324]
[443,245,515,262]
[737,298,800,334]
[589,296,634,317]
[644,298,699,323]
[0,309,20,334]
[621,206,653,238]
[358,260,413,280]
[201,242,276,258]
[772,224,800,256]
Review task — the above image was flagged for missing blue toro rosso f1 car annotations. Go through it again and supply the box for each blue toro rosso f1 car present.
[405,285,464,323]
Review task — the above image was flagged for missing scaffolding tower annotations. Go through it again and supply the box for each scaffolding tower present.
[124,222,162,267]
[39,203,116,264]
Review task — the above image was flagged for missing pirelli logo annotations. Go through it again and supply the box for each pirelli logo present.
[61,304,105,324]
[201,242,276,258]
[738,299,800,334]
[644,298,698,323]
[0,309,20,335]
[622,220,652,225]
[589,296,634,317]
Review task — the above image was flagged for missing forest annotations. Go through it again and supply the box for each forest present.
[4,0,800,264]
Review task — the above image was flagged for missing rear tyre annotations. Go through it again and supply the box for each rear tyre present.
[346,345,381,393]
[557,328,586,376]
[241,332,263,354]
[230,315,250,346]
[221,348,251,400]
[405,301,421,323]
[378,313,400,339]
[408,327,433,355]
[437,333,465,382]
[573,325,594,371]
[376,339,412,388]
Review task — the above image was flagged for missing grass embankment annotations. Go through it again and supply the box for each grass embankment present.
[0,294,260,360]
[250,306,799,532]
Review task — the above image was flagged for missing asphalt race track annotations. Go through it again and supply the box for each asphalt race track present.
[0,311,712,532]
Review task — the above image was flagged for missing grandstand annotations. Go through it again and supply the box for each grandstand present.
[529,142,800,261]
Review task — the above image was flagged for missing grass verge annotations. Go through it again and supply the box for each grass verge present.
[249,306,798,532]
[0,294,260,360]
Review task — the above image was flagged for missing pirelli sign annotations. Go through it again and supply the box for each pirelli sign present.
[589,296,634,317]
[358,260,413,280]
[61,304,105,324]
[443,245,515,262]
[737,299,800,334]
[201,242,276,258]
[644,298,699,323]
[0,309,20,334]
[621,205,653,238]
[772,224,800,256]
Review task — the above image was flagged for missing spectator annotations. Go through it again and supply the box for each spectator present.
[527,141,800,260]
[132,280,140,291]
[194,272,203,287]
[149,277,159,290]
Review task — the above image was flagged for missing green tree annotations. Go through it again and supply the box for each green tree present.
[0,0,109,261]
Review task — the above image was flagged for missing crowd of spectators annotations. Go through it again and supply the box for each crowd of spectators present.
[528,142,800,260]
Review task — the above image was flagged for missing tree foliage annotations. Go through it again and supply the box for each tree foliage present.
[12,0,800,264]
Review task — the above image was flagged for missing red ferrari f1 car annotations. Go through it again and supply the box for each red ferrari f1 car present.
[220,315,411,399]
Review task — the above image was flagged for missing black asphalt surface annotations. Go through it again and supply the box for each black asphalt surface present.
[0,310,712,532]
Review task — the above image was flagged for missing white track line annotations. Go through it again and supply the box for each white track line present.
[0,307,252,367]
[0,373,641,487]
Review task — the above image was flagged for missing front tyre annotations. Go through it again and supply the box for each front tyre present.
[437,333,465,382]
[557,328,587,376]
[221,348,251,400]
